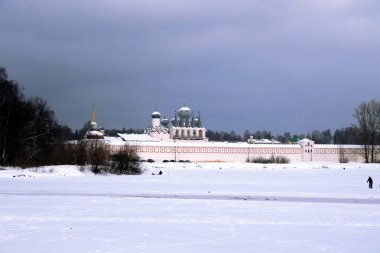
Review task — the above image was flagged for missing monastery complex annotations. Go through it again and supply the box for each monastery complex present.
[84,105,366,163]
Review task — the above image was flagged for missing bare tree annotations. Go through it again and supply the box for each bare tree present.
[110,145,141,174]
[86,140,109,173]
[353,100,380,163]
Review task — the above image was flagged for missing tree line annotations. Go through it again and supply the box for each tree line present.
[1,67,73,166]
[207,128,344,145]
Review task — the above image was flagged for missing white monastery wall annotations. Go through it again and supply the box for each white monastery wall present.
[130,143,303,162]
[107,142,365,163]
[313,145,365,163]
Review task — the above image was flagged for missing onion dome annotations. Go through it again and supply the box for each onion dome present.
[171,112,179,127]
[196,112,202,128]
[151,111,161,118]
[161,116,169,127]
[178,106,192,118]
[191,115,196,127]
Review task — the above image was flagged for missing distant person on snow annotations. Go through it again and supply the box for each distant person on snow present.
[367,176,373,189]
[158,170,162,175]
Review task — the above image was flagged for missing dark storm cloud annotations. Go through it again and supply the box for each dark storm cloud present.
[1,0,380,134]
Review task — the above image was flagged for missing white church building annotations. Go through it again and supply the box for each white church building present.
[143,106,207,143]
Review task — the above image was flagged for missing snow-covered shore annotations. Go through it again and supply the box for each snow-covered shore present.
[1,162,380,253]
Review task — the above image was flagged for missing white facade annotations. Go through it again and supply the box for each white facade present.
[170,127,207,142]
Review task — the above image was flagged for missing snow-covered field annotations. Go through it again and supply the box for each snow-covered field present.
[1,162,379,253]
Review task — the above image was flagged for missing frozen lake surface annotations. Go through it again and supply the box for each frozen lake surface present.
[1,162,379,253]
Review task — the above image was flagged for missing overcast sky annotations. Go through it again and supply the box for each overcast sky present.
[1,0,380,135]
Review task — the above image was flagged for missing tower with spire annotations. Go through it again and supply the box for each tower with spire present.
[84,104,104,140]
